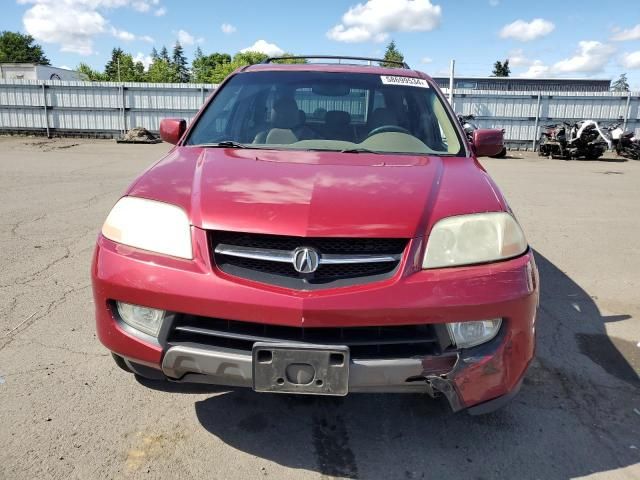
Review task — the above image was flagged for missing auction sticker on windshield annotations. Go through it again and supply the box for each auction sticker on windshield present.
[380,76,429,88]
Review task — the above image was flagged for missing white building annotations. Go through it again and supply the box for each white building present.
[0,63,83,81]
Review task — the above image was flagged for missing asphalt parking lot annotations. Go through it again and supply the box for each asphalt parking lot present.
[0,136,638,480]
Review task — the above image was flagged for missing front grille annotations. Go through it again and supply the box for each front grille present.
[211,231,408,289]
[166,315,445,359]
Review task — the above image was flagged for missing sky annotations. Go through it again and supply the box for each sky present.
[3,0,640,88]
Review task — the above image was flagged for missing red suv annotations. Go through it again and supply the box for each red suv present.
[92,56,538,414]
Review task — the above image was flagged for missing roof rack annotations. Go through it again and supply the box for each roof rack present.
[261,55,411,69]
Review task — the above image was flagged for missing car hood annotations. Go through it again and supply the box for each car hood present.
[128,147,505,238]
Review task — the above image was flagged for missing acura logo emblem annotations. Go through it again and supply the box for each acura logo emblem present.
[292,247,320,273]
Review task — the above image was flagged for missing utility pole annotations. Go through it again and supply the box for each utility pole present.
[448,59,455,105]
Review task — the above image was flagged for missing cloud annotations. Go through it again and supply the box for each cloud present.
[519,60,550,78]
[175,29,203,46]
[327,0,442,43]
[489,0,499,6]
[134,52,153,70]
[111,27,135,42]
[20,0,164,55]
[499,18,555,42]
[611,24,640,42]
[620,51,640,69]
[154,6,166,16]
[517,41,615,77]
[421,57,433,64]
[221,23,237,34]
[508,48,532,67]
[553,41,615,73]
[241,40,284,57]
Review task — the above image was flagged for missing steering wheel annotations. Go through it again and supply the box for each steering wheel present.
[366,125,411,138]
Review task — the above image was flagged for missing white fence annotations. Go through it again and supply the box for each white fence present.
[1,79,638,148]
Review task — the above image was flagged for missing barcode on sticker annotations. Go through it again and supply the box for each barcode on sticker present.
[380,76,429,88]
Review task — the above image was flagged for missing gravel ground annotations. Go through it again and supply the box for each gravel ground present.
[0,136,638,480]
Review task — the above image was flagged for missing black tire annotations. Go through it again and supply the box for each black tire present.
[491,147,507,158]
[112,352,133,373]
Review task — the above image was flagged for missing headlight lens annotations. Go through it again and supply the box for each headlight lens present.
[447,319,502,349]
[423,212,527,269]
[102,197,192,259]
[116,302,166,337]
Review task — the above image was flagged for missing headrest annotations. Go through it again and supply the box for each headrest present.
[325,110,351,126]
[272,97,299,129]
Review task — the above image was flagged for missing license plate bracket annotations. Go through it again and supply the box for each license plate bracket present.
[252,343,349,396]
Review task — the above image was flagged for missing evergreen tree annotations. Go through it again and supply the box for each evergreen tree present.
[104,48,145,81]
[611,73,630,92]
[492,59,511,77]
[159,46,170,63]
[150,47,159,60]
[380,40,404,68]
[172,42,189,82]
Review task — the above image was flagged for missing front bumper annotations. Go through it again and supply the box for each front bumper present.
[92,231,538,412]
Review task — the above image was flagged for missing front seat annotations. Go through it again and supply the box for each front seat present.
[323,110,354,141]
[367,108,399,134]
[254,97,300,144]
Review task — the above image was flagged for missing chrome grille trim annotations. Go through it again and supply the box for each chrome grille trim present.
[214,244,401,265]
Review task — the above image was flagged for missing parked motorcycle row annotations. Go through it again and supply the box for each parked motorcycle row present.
[538,119,640,160]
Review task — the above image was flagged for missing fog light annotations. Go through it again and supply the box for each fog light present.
[446,319,502,349]
[116,302,165,337]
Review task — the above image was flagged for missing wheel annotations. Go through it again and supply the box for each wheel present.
[366,125,411,138]
[491,147,507,158]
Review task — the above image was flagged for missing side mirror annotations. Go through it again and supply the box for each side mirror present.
[159,118,186,145]
[472,129,504,157]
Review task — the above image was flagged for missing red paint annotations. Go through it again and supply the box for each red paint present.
[473,128,505,157]
[159,118,186,145]
[92,62,538,410]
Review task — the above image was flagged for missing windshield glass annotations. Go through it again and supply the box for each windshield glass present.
[186,71,463,156]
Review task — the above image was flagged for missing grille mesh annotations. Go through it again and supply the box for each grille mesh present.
[211,231,407,289]
[168,315,442,359]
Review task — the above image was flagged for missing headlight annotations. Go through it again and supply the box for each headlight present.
[102,197,192,259]
[447,319,502,349]
[423,212,527,269]
[116,301,166,337]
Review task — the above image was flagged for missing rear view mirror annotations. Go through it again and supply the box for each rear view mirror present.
[312,83,350,96]
[159,118,187,145]
[472,129,504,157]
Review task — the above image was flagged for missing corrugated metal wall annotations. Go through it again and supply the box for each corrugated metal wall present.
[1,79,638,147]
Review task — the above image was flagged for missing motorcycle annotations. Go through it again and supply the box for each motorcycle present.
[538,120,610,160]
[458,114,507,158]
[607,123,640,160]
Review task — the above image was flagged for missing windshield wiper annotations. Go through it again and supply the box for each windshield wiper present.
[340,147,381,154]
[198,141,248,148]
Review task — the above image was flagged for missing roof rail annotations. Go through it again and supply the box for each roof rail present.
[261,55,411,69]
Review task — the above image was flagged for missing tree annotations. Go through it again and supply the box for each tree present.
[104,48,146,81]
[611,73,630,92]
[172,42,189,82]
[272,53,307,65]
[77,62,108,81]
[159,46,170,63]
[147,58,174,82]
[191,49,231,83]
[492,59,510,77]
[0,31,49,65]
[380,40,404,68]
[150,47,159,60]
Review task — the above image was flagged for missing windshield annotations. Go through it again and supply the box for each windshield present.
[185,71,463,156]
